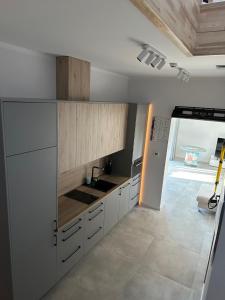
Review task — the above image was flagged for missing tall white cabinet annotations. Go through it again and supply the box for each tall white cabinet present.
[0,99,58,300]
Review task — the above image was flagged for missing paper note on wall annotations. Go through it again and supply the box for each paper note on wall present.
[151,116,170,142]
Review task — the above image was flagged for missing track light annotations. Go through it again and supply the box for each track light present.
[177,68,184,80]
[157,58,166,70]
[145,51,156,65]
[137,45,150,63]
[137,44,167,70]
[151,56,161,68]
[170,63,190,83]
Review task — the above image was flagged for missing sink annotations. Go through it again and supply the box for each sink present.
[90,179,117,192]
[65,189,99,205]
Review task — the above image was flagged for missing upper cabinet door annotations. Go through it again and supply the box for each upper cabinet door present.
[3,102,57,156]
[133,104,147,161]
[58,102,128,173]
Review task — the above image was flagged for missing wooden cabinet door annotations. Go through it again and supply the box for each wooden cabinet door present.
[98,103,128,157]
[58,102,128,173]
[133,104,147,161]
[58,102,78,173]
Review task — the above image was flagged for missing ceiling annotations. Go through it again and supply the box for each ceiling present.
[0,0,225,77]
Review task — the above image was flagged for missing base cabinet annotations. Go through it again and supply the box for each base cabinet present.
[84,201,105,253]
[104,189,120,235]
[118,181,131,220]
[57,214,85,279]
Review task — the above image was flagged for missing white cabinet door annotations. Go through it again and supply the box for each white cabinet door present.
[6,148,57,300]
[3,102,57,156]
[133,104,147,161]
[118,181,131,220]
[104,189,120,235]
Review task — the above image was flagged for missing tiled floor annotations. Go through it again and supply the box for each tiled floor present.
[44,161,215,300]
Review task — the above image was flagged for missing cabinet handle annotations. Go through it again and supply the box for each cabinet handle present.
[89,202,103,214]
[88,209,104,221]
[88,226,102,240]
[53,219,58,232]
[135,162,142,167]
[132,180,141,187]
[121,183,130,189]
[131,195,138,201]
[62,218,82,233]
[62,226,82,242]
[62,245,81,263]
[54,233,58,246]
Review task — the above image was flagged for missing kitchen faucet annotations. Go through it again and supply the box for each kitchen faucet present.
[91,166,104,182]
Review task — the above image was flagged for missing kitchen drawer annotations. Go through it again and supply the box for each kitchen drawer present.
[61,214,84,237]
[86,201,104,235]
[58,215,85,278]
[85,226,104,254]
[3,102,57,156]
[129,195,139,210]
[131,176,141,198]
[58,242,84,279]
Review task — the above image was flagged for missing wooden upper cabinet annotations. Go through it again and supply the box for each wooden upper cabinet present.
[56,56,90,101]
[58,102,128,173]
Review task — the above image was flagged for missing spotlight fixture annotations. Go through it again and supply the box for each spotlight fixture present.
[137,45,150,63]
[170,62,190,82]
[137,44,167,70]
[151,55,161,68]
[157,58,166,70]
[145,51,155,65]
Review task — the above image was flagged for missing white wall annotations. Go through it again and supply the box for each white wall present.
[128,77,225,209]
[175,119,225,163]
[0,42,56,99]
[90,67,128,102]
[0,42,128,101]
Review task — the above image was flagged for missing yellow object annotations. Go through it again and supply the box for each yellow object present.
[214,144,225,194]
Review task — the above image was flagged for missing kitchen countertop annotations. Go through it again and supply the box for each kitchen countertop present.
[58,174,130,228]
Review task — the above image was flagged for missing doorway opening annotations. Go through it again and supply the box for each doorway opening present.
[160,109,225,299]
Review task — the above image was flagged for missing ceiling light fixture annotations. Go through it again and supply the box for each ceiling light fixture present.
[137,45,150,63]
[145,51,156,66]
[170,63,191,83]
[137,44,167,70]
[157,58,166,70]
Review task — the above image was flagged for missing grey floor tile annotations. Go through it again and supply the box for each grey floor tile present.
[119,268,192,300]
[140,238,200,288]
[67,243,140,294]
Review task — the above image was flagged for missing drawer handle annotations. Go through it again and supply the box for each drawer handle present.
[62,226,82,242]
[62,245,81,263]
[121,183,130,190]
[89,202,103,214]
[88,226,102,240]
[131,195,138,201]
[88,209,104,221]
[132,181,140,187]
[62,218,82,233]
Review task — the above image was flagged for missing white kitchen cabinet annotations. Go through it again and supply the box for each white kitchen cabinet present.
[129,174,141,210]
[58,213,85,279]
[84,201,105,253]
[0,100,58,300]
[104,188,120,235]
[132,104,147,161]
[118,180,131,220]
